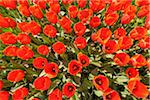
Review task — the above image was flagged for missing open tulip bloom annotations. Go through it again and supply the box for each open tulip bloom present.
[0,0,149,100]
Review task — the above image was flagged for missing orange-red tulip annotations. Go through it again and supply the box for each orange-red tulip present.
[93,75,109,91]
[127,78,149,98]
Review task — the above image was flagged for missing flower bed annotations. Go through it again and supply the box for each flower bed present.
[0,0,149,100]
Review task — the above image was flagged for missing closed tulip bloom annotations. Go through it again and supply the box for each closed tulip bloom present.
[29,5,43,19]
[77,0,86,8]
[3,46,18,57]
[68,5,78,18]
[0,15,9,28]
[37,45,50,55]
[5,17,16,28]
[89,16,101,28]
[137,5,149,18]
[28,21,41,35]
[46,10,58,24]
[48,88,62,100]
[135,0,150,6]
[0,91,9,100]
[44,25,57,38]
[0,32,17,45]
[78,8,93,23]
[7,69,25,82]
[49,1,60,13]
[33,57,48,69]
[74,37,87,49]
[17,33,31,44]
[74,22,86,36]
[17,45,34,60]
[12,87,28,100]
[138,36,150,49]
[33,76,51,90]
[59,16,72,33]
[18,5,30,17]
[89,0,105,12]
[52,42,66,54]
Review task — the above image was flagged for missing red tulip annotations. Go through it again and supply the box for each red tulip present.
[104,12,119,26]
[44,62,59,78]
[77,52,90,67]
[113,52,130,66]
[74,37,87,49]
[89,0,105,12]
[33,76,51,90]
[0,80,3,90]
[0,91,9,100]
[48,88,62,100]
[29,5,43,19]
[103,88,121,100]
[3,46,18,57]
[129,54,147,68]
[17,33,31,44]
[68,5,78,18]
[37,45,50,55]
[96,28,112,45]
[129,26,147,40]
[68,60,82,76]
[103,40,118,54]
[44,25,57,38]
[7,69,25,82]
[89,16,101,28]
[93,75,109,91]
[78,8,93,23]
[17,45,34,60]
[118,36,133,50]
[114,28,126,39]
[63,82,76,98]
[74,22,86,36]
[12,87,28,100]
[46,10,58,24]
[33,57,48,69]
[0,32,17,45]
[127,78,149,98]
[52,42,66,54]
[126,68,139,79]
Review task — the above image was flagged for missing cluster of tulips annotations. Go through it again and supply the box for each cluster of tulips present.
[0,0,150,100]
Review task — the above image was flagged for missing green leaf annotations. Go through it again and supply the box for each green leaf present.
[94,90,103,97]
[116,76,128,83]
[2,28,13,32]
[72,92,80,100]
[78,78,92,92]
